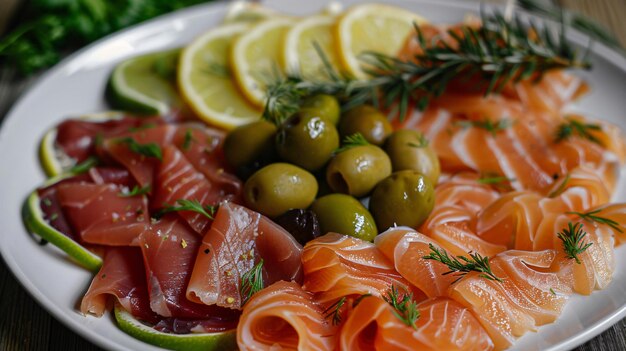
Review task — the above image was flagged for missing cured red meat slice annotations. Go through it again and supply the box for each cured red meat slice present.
[187,203,303,310]
[56,183,149,246]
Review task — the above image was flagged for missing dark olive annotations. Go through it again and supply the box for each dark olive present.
[274,209,321,245]
[244,163,318,217]
[224,120,277,178]
[310,194,378,242]
[300,94,341,125]
[384,130,440,185]
[326,145,392,197]
[369,170,435,231]
[339,105,393,145]
[276,113,339,171]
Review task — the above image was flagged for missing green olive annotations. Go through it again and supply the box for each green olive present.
[300,94,341,125]
[339,105,393,145]
[310,194,378,241]
[326,145,392,197]
[369,171,435,230]
[276,113,339,171]
[384,130,440,185]
[224,120,277,170]
[244,163,318,217]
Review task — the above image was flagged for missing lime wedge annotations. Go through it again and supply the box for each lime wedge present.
[22,185,102,272]
[114,304,237,351]
[107,49,183,115]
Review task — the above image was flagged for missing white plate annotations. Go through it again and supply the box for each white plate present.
[1,1,625,350]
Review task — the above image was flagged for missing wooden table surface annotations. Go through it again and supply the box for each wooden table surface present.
[0,0,625,350]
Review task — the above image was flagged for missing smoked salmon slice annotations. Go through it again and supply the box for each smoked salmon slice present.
[302,233,421,304]
[187,203,303,309]
[237,281,336,351]
[338,295,493,351]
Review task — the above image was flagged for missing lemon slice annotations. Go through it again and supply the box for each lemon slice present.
[179,23,262,130]
[107,49,182,115]
[335,4,427,79]
[283,15,342,79]
[22,186,102,272]
[114,304,236,351]
[231,18,294,107]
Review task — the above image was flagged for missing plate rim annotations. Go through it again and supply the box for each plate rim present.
[1,1,625,350]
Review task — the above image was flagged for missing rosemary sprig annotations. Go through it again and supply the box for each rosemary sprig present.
[567,209,623,233]
[557,222,593,264]
[323,297,347,325]
[118,185,151,197]
[382,285,420,329]
[555,118,603,146]
[262,10,590,122]
[548,173,570,198]
[156,199,216,219]
[240,259,264,304]
[334,133,370,154]
[423,243,503,283]
[118,137,163,161]
[456,118,513,136]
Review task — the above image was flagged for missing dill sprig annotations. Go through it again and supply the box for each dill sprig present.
[118,184,151,197]
[323,297,347,325]
[456,118,513,136]
[334,133,370,154]
[423,243,503,283]
[262,10,591,122]
[118,137,163,161]
[555,118,603,145]
[557,222,593,264]
[156,199,216,219]
[567,209,623,233]
[548,173,570,198]
[240,259,264,304]
[382,285,420,329]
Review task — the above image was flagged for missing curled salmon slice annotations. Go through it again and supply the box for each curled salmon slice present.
[237,281,336,351]
[187,203,303,309]
[374,227,456,298]
[448,250,569,350]
[302,233,421,304]
[339,295,493,351]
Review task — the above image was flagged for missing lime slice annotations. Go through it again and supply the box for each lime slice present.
[22,185,102,272]
[38,112,124,178]
[335,4,427,79]
[231,18,294,107]
[282,15,342,79]
[107,49,183,115]
[178,23,262,130]
[114,304,237,351]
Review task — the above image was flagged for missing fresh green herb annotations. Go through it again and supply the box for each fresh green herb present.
[548,173,570,198]
[128,123,157,132]
[262,10,591,122]
[382,285,420,329]
[49,213,58,221]
[69,156,98,174]
[240,259,264,304]
[456,118,513,136]
[557,222,593,264]
[42,198,52,207]
[323,297,347,325]
[156,199,216,220]
[478,174,515,185]
[567,209,623,233]
[182,129,195,151]
[423,243,503,283]
[518,0,623,51]
[118,185,151,198]
[118,137,162,161]
[407,133,429,148]
[0,0,208,75]
[550,288,556,295]
[352,293,372,307]
[334,133,370,154]
[555,118,603,146]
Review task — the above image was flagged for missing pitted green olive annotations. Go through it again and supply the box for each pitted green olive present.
[310,194,378,242]
[384,129,440,184]
[339,105,392,145]
[369,170,435,230]
[244,163,318,217]
[326,145,392,197]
